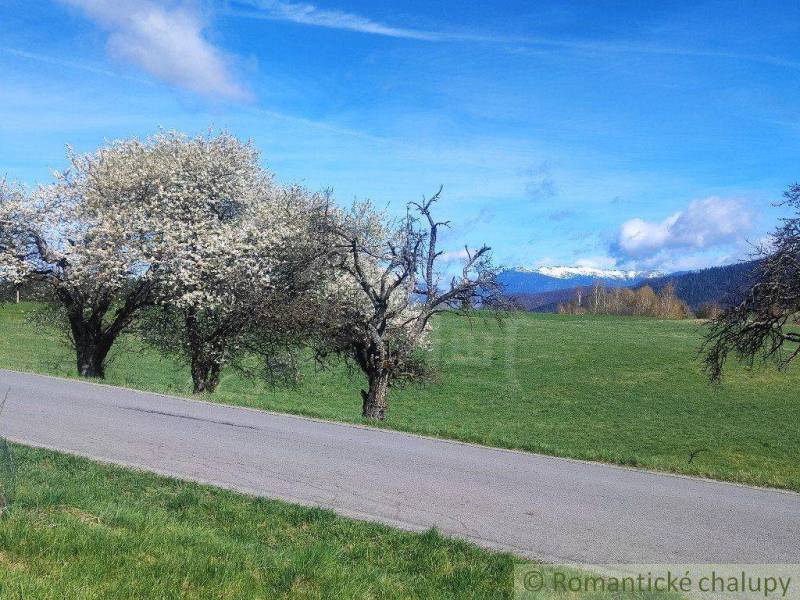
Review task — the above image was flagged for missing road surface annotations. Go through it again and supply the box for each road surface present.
[0,368,798,563]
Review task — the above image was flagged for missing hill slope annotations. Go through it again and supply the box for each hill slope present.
[635,260,759,309]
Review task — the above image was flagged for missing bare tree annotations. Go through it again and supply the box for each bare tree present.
[703,183,800,381]
[325,188,503,420]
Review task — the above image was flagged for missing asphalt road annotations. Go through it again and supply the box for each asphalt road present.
[0,368,798,563]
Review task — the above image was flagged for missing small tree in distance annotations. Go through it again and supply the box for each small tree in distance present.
[323,188,503,420]
[703,183,800,381]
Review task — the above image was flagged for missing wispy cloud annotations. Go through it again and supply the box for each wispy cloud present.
[548,209,575,222]
[1,43,390,143]
[509,40,800,72]
[521,162,558,201]
[226,0,800,72]
[224,0,509,42]
[226,0,436,40]
[0,46,146,82]
[60,0,251,101]
[247,106,392,143]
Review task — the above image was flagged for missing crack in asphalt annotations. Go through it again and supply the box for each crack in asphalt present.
[116,405,260,431]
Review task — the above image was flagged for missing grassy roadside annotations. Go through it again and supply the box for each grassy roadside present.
[1,302,798,491]
[0,444,513,599]
[0,444,687,599]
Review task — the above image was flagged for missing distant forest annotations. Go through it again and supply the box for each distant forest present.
[633,260,759,309]
[557,283,692,319]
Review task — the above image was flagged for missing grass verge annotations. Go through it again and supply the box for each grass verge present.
[0,444,688,599]
[0,444,513,598]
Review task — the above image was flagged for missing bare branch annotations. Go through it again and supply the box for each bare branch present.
[703,192,800,381]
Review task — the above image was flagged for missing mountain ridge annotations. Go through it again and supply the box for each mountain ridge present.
[502,260,760,312]
[498,266,659,295]
[525,265,663,280]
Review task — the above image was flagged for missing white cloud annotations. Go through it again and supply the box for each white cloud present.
[61,0,250,101]
[616,215,676,258]
[614,196,753,261]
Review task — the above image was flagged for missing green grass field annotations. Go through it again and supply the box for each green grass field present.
[1,302,798,491]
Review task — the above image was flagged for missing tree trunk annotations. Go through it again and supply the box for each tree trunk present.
[186,308,223,394]
[361,370,390,420]
[74,334,112,378]
[57,282,151,380]
[191,358,221,394]
[69,314,113,378]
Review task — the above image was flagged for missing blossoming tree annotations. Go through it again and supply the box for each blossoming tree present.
[0,143,165,377]
[0,131,328,386]
[141,177,331,394]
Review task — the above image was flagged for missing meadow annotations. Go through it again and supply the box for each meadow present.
[1,302,798,491]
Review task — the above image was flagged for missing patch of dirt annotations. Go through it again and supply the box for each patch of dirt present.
[0,550,28,571]
[61,506,103,525]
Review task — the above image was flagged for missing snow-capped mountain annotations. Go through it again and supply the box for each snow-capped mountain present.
[498,265,662,295]
[528,266,663,280]
[504,261,760,312]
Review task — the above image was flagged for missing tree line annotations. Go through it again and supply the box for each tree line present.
[1,130,798,404]
[0,131,503,419]
[556,283,692,319]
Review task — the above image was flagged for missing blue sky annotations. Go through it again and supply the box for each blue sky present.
[1,0,798,273]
